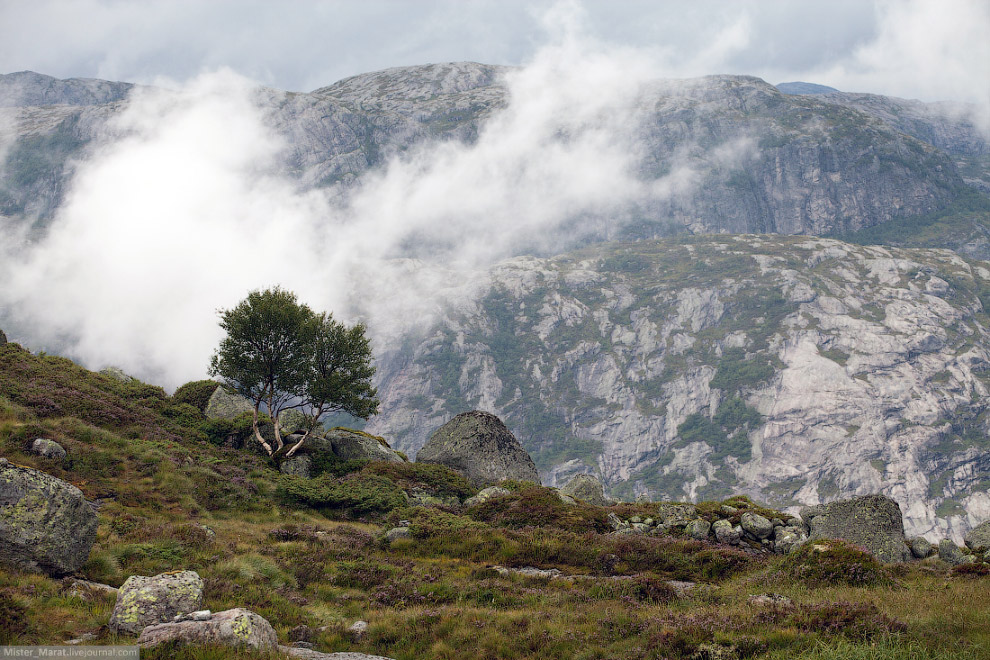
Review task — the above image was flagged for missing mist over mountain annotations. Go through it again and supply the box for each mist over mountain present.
[1,56,989,538]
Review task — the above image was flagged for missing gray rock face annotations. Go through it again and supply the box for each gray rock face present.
[109,570,205,635]
[801,494,910,563]
[964,520,990,552]
[561,474,610,506]
[327,428,405,463]
[938,539,968,566]
[416,411,540,488]
[279,453,312,478]
[0,460,97,576]
[29,438,66,461]
[366,237,990,544]
[137,608,276,650]
[204,387,254,420]
[100,366,135,383]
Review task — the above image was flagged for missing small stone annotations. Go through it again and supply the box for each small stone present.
[464,486,511,507]
[720,505,738,515]
[643,518,655,527]
[292,641,315,649]
[630,516,643,524]
[289,624,313,643]
[66,633,97,645]
[712,519,742,544]
[606,512,623,531]
[348,620,369,638]
[748,593,793,608]
[385,527,411,542]
[30,438,67,461]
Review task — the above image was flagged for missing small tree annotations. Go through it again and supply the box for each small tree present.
[209,287,379,456]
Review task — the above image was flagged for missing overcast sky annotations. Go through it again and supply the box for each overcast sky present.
[1,0,988,103]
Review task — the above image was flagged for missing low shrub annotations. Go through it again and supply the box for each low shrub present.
[277,472,406,516]
[790,601,907,640]
[781,539,893,587]
[468,485,612,533]
[951,562,990,578]
[0,590,30,644]
[171,379,220,412]
[363,461,476,500]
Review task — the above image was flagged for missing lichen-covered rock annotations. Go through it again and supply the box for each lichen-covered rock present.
[0,459,97,576]
[964,520,990,552]
[109,570,204,635]
[561,473,610,506]
[29,438,66,461]
[279,453,312,478]
[686,519,712,540]
[385,527,411,542]
[100,366,135,383]
[741,512,773,539]
[279,409,312,434]
[908,536,933,559]
[416,411,540,488]
[204,387,254,420]
[801,494,911,563]
[938,539,968,566]
[464,486,511,507]
[773,526,807,554]
[327,428,404,463]
[137,608,276,650]
[279,645,396,660]
[712,519,741,544]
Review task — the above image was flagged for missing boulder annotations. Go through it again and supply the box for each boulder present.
[279,409,312,434]
[204,387,254,420]
[109,570,204,635]
[327,428,405,463]
[384,527,411,542]
[416,411,540,488]
[712,519,741,544]
[100,366,135,383]
[800,494,911,563]
[773,525,807,554]
[0,328,6,345]
[29,438,66,461]
[0,459,98,576]
[561,473,610,506]
[740,512,773,540]
[938,539,968,566]
[908,536,933,559]
[280,453,313,478]
[464,486,511,507]
[137,607,276,650]
[686,519,711,540]
[964,520,990,552]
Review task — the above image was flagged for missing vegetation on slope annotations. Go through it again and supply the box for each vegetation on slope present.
[1,343,988,659]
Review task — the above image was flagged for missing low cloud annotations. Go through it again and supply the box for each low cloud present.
[0,5,730,389]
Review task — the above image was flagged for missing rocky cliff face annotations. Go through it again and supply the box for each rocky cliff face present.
[365,235,990,543]
[1,64,982,239]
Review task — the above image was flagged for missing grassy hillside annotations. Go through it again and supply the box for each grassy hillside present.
[1,342,989,659]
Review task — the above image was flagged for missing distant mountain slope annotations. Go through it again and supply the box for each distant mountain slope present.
[1,64,985,243]
[775,81,840,95]
[366,235,990,542]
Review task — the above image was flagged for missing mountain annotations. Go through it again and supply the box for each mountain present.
[2,64,986,242]
[775,82,840,95]
[365,234,990,542]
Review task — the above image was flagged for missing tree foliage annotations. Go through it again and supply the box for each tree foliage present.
[209,287,379,455]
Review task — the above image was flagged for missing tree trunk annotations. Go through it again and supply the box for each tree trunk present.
[251,401,273,456]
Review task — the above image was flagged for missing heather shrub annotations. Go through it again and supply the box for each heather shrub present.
[951,562,990,578]
[277,471,406,516]
[171,379,220,412]
[468,485,612,533]
[0,590,30,644]
[363,461,476,500]
[790,601,907,640]
[782,539,893,587]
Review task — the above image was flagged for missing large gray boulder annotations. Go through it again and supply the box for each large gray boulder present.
[416,411,540,488]
[0,459,97,576]
[938,539,969,566]
[204,387,254,420]
[561,474,610,506]
[964,520,990,552]
[800,494,911,563]
[327,428,405,463]
[138,608,276,650]
[109,570,204,635]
